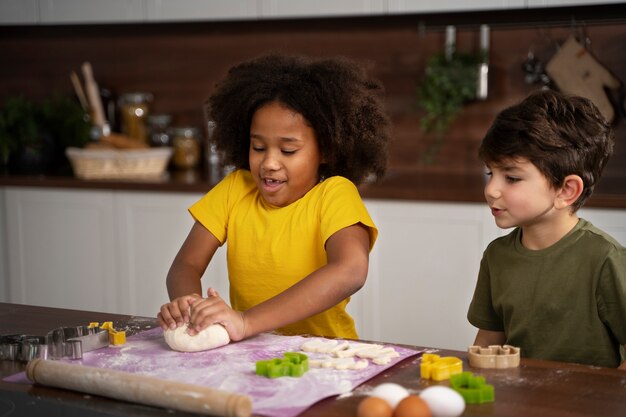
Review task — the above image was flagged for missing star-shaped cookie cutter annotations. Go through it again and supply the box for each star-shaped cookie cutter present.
[256,352,309,378]
[450,371,495,404]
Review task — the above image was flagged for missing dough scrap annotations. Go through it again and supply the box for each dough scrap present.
[372,351,400,365]
[357,347,398,359]
[299,338,399,368]
[301,339,340,353]
[309,357,369,370]
[164,323,230,352]
[334,342,383,358]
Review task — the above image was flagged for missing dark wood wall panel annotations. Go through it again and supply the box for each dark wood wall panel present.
[1,6,625,189]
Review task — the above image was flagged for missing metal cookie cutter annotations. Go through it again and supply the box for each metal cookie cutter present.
[1,334,41,361]
[20,335,48,361]
[46,325,110,360]
[0,334,48,361]
[1,334,24,360]
[468,345,520,369]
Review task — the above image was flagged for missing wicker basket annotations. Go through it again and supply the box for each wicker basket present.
[66,147,173,180]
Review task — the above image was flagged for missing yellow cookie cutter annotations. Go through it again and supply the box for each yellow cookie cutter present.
[89,322,126,346]
[468,345,520,369]
[420,353,463,381]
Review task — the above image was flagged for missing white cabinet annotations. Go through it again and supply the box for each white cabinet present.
[353,200,501,350]
[352,200,626,350]
[9,0,617,26]
[0,0,38,24]
[388,0,525,13]
[2,187,625,350]
[39,0,143,24]
[3,0,621,26]
[1,187,229,318]
[258,0,385,18]
[4,188,118,312]
[145,0,258,22]
[526,0,624,6]
[112,191,229,316]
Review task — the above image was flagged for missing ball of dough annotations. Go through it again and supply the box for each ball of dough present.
[164,323,230,352]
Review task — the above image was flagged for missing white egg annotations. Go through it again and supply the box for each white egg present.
[370,383,409,409]
[419,386,465,417]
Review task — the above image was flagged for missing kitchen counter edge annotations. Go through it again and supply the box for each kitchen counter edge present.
[1,171,625,209]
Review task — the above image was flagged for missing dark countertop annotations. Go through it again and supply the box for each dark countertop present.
[2,302,626,417]
[1,169,625,209]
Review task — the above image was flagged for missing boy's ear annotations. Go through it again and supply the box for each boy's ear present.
[555,175,584,209]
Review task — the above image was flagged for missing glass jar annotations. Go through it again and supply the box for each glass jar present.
[147,114,172,147]
[170,126,201,170]
[118,92,153,144]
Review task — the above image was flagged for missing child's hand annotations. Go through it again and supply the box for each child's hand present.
[187,288,247,341]
[157,293,201,330]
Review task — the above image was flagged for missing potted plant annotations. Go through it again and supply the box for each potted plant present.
[40,92,91,169]
[0,111,16,167]
[417,50,484,163]
[0,95,41,171]
[0,94,91,173]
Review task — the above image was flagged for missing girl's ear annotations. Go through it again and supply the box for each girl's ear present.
[555,175,584,209]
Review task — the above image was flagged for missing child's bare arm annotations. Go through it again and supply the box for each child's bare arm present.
[473,329,506,346]
[158,221,220,330]
[187,223,371,341]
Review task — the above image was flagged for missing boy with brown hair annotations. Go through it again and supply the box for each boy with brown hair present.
[467,90,626,369]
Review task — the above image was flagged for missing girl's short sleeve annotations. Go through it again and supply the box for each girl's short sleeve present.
[318,177,378,251]
[188,170,247,244]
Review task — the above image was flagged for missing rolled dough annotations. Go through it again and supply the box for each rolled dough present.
[164,323,230,352]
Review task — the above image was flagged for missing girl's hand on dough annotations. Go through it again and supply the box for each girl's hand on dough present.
[187,288,247,341]
[157,293,201,330]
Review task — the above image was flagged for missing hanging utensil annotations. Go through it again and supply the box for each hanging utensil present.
[545,35,620,122]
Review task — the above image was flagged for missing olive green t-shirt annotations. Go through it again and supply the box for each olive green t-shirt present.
[467,219,626,368]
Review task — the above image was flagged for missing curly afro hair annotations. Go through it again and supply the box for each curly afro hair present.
[205,53,391,185]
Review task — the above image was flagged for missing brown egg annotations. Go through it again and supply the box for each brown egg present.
[393,395,432,417]
[357,396,394,417]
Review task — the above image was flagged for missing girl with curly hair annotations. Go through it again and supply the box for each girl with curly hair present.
[158,53,390,342]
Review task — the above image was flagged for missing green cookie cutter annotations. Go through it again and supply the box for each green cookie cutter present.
[256,352,309,378]
[449,371,495,404]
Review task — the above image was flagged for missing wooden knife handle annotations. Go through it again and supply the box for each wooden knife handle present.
[26,359,252,417]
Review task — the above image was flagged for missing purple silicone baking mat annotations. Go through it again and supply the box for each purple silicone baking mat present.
[4,328,423,417]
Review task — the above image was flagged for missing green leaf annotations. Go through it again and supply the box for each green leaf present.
[417,51,481,134]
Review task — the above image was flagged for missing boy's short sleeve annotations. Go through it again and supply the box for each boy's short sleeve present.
[467,255,505,332]
[597,247,626,344]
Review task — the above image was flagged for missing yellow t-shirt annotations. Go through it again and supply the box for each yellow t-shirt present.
[189,169,377,338]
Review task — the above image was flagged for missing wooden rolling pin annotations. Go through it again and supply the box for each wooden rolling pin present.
[26,359,252,417]
[81,62,107,129]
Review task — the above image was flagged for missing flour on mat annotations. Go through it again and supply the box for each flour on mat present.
[74,328,422,417]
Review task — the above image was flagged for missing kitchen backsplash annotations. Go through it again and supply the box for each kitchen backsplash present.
[0,5,625,182]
